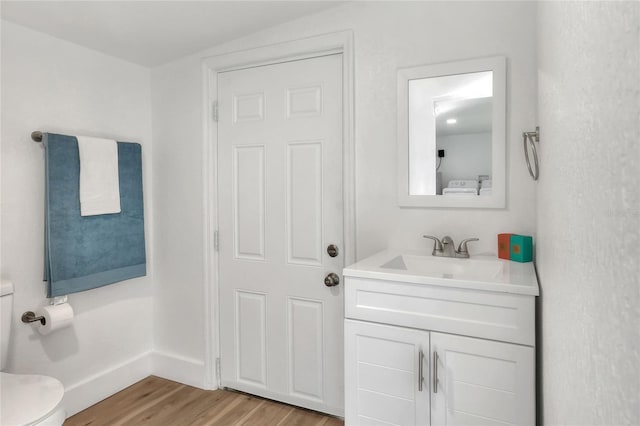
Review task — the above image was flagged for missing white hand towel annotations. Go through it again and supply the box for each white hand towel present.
[76,136,121,216]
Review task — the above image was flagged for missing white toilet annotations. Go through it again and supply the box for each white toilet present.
[1,281,66,426]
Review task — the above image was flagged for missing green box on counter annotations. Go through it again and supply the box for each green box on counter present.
[510,235,533,262]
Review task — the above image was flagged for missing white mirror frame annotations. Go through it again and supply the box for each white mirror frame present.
[397,56,506,208]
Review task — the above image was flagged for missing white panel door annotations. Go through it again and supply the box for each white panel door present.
[431,332,535,426]
[218,54,344,415]
[345,320,430,426]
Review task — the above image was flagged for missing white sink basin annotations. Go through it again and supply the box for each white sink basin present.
[380,253,504,281]
[344,250,539,296]
[380,254,504,281]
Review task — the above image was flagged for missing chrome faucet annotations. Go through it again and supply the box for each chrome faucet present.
[423,235,479,258]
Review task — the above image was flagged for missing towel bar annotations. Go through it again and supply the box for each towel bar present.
[31,131,43,142]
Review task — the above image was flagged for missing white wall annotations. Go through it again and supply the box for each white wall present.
[150,55,208,386]
[151,1,537,375]
[536,2,640,424]
[1,21,154,415]
[437,132,492,186]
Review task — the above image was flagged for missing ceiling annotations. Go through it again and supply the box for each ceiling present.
[436,97,492,137]
[1,1,345,67]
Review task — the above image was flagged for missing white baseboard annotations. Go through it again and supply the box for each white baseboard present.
[62,350,210,418]
[63,351,152,417]
[151,350,209,390]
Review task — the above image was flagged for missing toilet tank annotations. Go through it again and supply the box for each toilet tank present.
[0,280,14,371]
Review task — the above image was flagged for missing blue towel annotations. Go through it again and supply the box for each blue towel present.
[44,133,146,297]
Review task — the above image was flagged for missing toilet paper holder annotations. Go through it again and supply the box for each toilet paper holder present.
[21,311,46,325]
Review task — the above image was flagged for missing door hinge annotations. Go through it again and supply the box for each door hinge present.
[214,230,219,251]
[212,100,218,122]
[215,357,221,387]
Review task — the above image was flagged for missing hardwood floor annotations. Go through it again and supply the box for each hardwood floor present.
[65,376,344,426]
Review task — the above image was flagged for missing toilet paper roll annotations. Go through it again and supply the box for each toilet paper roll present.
[36,303,74,335]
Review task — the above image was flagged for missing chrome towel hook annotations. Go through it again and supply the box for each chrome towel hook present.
[523,127,540,180]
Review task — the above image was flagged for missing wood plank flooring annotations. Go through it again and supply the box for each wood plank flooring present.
[65,376,344,426]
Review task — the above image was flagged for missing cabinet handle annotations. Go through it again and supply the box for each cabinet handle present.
[433,351,439,394]
[418,350,424,392]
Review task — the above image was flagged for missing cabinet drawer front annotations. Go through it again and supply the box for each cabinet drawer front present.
[345,277,535,346]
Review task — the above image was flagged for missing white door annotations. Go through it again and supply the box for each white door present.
[345,320,430,426]
[217,54,344,415]
[431,332,535,426]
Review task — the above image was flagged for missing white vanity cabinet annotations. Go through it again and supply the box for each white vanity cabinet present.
[345,320,535,426]
[343,250,539,426]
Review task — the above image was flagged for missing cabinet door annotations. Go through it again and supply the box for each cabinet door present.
[431,332,535,426]
[345,319,430,426]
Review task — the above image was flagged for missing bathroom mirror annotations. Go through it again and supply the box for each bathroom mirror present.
[397,56,506,208]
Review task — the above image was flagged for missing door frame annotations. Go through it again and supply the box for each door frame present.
[201,31,355,390]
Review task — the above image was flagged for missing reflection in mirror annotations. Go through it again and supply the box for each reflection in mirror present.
[408,71,493,196]
[397,56,505,208]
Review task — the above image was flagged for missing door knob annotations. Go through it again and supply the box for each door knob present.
[327,244,339,258]
[324,272,340,287]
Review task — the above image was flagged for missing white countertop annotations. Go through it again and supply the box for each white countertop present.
[343,249,540,296]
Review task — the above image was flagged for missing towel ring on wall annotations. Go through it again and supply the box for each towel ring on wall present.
[523,127,540,181]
